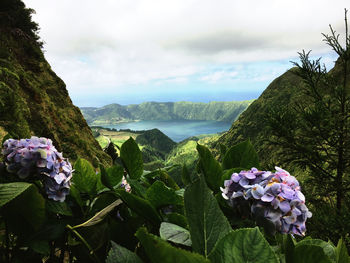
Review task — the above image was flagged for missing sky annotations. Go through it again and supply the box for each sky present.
[23,0,348,107]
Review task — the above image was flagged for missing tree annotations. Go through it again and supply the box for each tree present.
[265,9,350,215]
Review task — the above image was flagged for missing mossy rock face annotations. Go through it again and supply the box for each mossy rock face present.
[0,0,111,166]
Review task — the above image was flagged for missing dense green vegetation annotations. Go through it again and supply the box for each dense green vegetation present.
[1,136,349,262]
[81,100,252,125]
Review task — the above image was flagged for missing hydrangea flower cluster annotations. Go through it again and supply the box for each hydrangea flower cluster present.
[2,137,73,202]
[221,167,312,236]
[120,176,131,192]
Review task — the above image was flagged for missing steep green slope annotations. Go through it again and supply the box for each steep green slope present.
[0,0,111,166]
[215,68,305,167]
[216,58,350,168]
[81,100,252,125]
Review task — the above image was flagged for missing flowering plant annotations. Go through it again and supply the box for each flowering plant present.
[221,167,312,236]
[2,136,73,201]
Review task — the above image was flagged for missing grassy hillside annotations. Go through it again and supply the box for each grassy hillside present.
[93,127,177,170]
[0,0,111,166]
[166,134,220,167]
[81,100,253,125]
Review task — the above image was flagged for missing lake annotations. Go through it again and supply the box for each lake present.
[101,120,231,142]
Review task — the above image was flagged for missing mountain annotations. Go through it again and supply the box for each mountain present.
[214,68,305,167]
[0,0,111,166]
[80,100,253,125]
[215,57,350,168]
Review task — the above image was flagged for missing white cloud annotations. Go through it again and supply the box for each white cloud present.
[23,0,349,104]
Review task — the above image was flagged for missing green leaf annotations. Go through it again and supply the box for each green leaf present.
[182,164,192,186]
[0,182,32,207]
[72,199,122,228]
[293,244,332,263]
[160,222,192,246]
[145,181,183,209]
[69,184,83,207]
[4,184,46,232]
[196,144,222,192]
[120,137,143,180]
[283,234,296,263]
[335,238,350,263]
[115,189,161,225]
[46,200,73,216]
[159,170,180,190]
[184,175,231,257]
[73,158,98,196]
[136,227,210,263]
[106,241,143,263]
[128,178,147,198]
[295,239,336,262]
[222,140,259,170]
[166,213,188,229]
[101,164,124,190]
[209,228,279,263]
[28,240,50,255]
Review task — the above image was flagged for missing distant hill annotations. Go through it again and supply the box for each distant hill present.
[93,127,176,170]
[81,100,253,125]
[0,0,111,166]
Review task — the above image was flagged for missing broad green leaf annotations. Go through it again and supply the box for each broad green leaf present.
[296,239,336,262]
[101,164,124,190]
[208,228,279,263]
[222,140,259,170]
[145,181,183,208]
[0,182,32,207]
[136,227,209,263]
[106,241,143,263]
[115,189,161,225]
[73,158,98,196]
[293,244,332,263]
[120,137,143,179]
[69,184,83,207]
[335,238,350,263]
[160,222,192,246]
[128,178,147,198]
[72,199,122,228]
[143,169,180,190]
[159,170,180,190]
[166,213,188,229]
[28,240,50,255]
[196,144,222,192]
[4,184,46,231]
[184,175,231,257]
[182,164,191,186]
[46,200,73,216]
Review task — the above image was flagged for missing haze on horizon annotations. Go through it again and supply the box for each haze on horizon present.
[23,0,347,107]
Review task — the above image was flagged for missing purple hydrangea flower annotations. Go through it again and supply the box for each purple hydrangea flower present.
[120,176,131,192]
[2,136,73,202]
[221,166,312,236]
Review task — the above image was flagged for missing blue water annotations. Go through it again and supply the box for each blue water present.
[102,120,231,142]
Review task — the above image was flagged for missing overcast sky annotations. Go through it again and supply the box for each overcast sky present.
[23,0,348,107]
